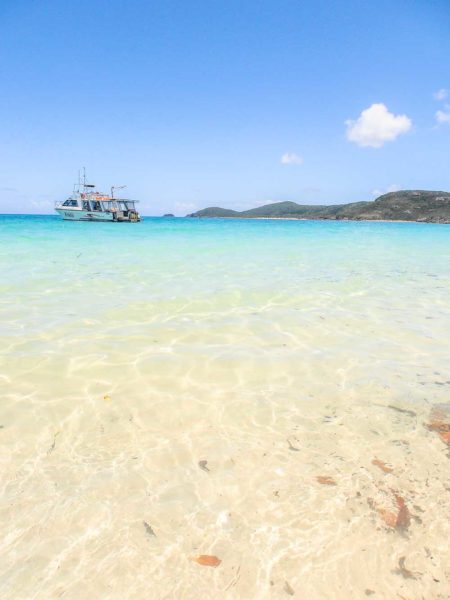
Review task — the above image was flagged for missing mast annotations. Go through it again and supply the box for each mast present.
[111,185,126,199]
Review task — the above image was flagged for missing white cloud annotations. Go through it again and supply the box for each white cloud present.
[371,184,401,197]
[280,152,303,165]
[346,103,412,148]
[436,109,450,124]
[434,88,448,101]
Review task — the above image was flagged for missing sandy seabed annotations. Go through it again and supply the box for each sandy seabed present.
[1,216,449,599]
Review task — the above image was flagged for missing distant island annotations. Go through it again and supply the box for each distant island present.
[163,213,175,217]
[187,191,450,223]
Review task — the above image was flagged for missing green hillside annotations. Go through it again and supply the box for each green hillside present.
[187,191,450,223]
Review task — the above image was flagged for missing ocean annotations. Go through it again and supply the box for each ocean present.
[1,214,450,599]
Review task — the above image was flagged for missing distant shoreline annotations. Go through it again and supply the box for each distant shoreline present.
[189,216,449,224]
[187,190,450,224]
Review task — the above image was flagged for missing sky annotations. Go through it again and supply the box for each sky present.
[1,0,450,215]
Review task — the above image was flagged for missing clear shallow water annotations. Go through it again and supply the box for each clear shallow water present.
[1,215,450,599]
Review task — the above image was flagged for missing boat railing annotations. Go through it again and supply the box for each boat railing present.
[54,200,77,208]
[110,198,140,204]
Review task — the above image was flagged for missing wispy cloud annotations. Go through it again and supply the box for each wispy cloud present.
[371,184,401,197]
[434,88,448,101]
[280,152,303,165]
[174,201,197,214]
[435,108,450,124]
[346,103,412,148]
[30,199,53,210]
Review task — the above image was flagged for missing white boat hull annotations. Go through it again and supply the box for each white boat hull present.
[55,174,140,222]
[56,208,114,221]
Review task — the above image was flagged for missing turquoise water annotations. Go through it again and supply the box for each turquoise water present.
[1,215,450,599]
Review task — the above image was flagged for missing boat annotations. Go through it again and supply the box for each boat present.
[55,170,141,222]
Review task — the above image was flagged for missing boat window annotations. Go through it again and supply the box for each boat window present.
[91,201,101,211]
[62,199,78,207]
[82,201,90,210]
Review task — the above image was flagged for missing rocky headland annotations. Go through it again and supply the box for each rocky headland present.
[187,191,450,223]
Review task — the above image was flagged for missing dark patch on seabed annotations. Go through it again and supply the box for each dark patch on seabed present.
[425,403,450,455]
[143,521,156,537]
[394,556,420,580]
[386,405,417,418]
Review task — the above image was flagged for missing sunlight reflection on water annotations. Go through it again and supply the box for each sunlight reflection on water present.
[1,216,450,599]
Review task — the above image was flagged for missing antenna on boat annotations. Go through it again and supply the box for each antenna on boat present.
[111,185,126,199]
[83,167,86,190]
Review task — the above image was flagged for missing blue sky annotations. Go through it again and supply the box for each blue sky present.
[1,0,450,215]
